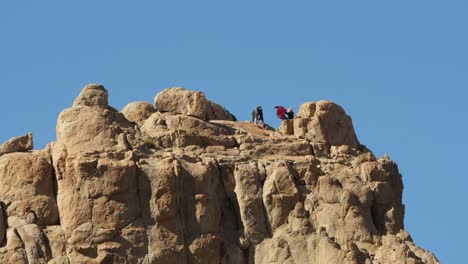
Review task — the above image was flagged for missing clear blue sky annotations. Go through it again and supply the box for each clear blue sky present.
[1,1,466,262]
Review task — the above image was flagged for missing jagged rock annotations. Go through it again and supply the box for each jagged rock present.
[154,87,236,121]
[0,133,33,155]
[121,101,156,124]
[263,163,300,230]
[233,163,270,244]
[0,85,438,264]
[0,151,59,226]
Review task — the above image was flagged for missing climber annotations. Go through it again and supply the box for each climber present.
[285,108,294,119]
[274,106,287,120]
[251,106,264,126]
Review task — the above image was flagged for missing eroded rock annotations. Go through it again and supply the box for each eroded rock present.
[0,85,438,264]
[0,133,33,155]
[154,87,236,121]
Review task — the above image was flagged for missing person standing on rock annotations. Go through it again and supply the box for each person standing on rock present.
[252,106,264,126]
[275,106,287,120]
[285,108,294,119]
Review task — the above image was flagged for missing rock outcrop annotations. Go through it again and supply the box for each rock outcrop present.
[0,85,438,264]
[154,87,236,121]
[0,133,33,156]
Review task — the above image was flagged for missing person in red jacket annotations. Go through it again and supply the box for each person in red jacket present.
[275,106,287,120]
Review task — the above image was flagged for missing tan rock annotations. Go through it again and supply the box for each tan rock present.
[121,101,156,124]
[255,238,295,264]
[138,156,180,223]
[233,163,270,243]
[53,151,139,238]
[317,176,343,204]
[0,206,4,246]
[294,100,359,148]
[148,221,186,264]
[188,234,221,264]
[315,236,348,263]
[16,223,51,263]
[154,87,236,121]
[56,106,133,154]
[0,245,28,264]
[43,226,66,259]
[0,151,59,226]
[0,86,439,264]
[72,83,108,108]
[263,163,300,230]
[278,119,294,135]
[0,133,33,155]
[142,112,237,148]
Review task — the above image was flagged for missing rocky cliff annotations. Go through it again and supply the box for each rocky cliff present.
[0,84,438,264]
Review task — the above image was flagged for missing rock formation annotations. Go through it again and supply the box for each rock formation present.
[0,84,438,264]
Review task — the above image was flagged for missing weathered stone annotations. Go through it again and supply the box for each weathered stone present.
[255,238,295,264]
[188,234,221,264]
[0,151,59,226]
[278,119,294,135]
[16,223,51,263]
[233,163,270,244]
[0,133,33,155]
[142,112,237,148]
[0,206,4,246]
[43,226,66,260]
[154,87,236,121]
[263,163,300,230]
[53,151,139,239]
[138,156,180,223]
[121,101,156,124]
[0,86,438,264]
[148,221,186,264]
[294,100,359,148]
[73,83,108,108]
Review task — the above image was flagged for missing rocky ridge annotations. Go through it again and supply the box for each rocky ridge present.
[0,84,438,263]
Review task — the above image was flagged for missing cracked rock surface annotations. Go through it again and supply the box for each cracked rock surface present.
[0,84,438,263]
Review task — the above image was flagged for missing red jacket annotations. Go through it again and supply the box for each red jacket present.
[276,106,286,120]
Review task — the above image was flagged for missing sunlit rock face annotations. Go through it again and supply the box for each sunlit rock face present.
[0,85,439,264]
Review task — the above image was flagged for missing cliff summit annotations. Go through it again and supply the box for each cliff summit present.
[0,85,438,264]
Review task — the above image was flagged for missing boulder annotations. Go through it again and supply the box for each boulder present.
[73,83,108,108]
[0,133,33,155]
[121,101,156,124]
[56,85,134,154]
[154,87,236,121]
[294,100,359,148]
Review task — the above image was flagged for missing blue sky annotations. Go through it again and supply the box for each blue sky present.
[1,1,466,262]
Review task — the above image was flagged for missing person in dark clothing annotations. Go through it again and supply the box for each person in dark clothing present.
[251,106,264,125]
[285,108,294,119]
[274,106,287,120]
